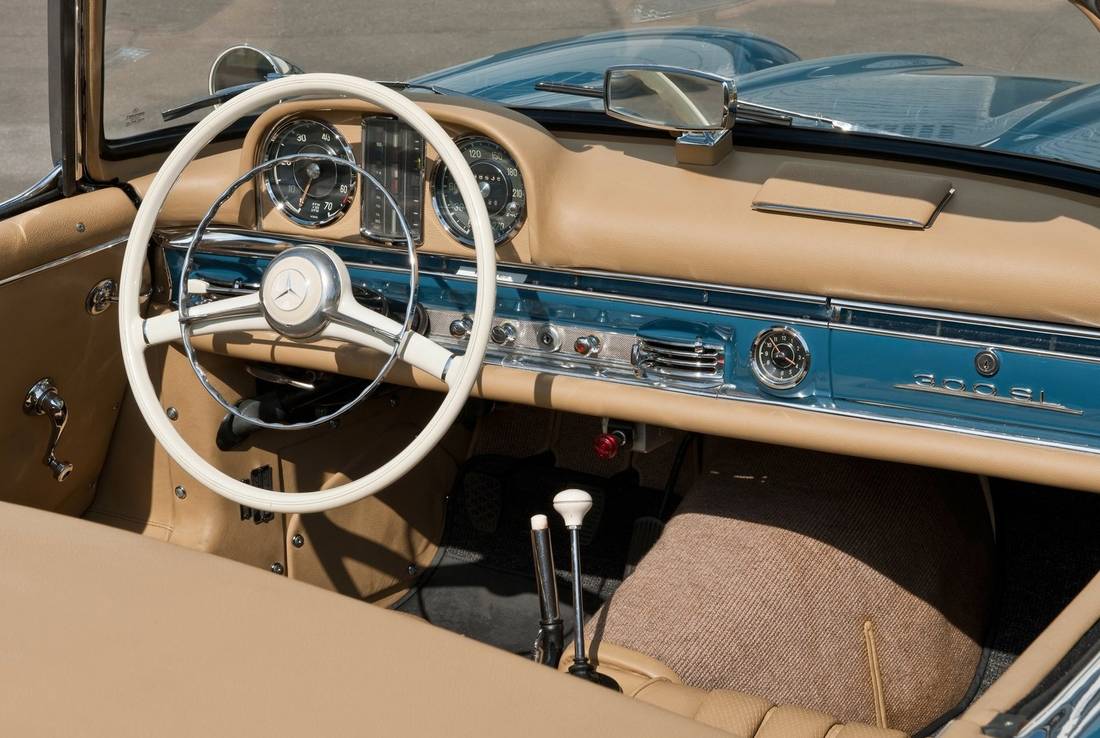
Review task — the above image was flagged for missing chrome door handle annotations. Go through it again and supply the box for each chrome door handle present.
[23,378,74,482]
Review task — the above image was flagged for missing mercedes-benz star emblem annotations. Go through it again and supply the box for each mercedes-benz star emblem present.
[272,269,308,311]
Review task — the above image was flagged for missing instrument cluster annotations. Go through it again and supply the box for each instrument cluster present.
[260,115,526,248]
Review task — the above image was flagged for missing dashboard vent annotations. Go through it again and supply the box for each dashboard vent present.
[631,336,725,382]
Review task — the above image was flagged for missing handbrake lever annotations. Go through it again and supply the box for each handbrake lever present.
[530,514,564,666]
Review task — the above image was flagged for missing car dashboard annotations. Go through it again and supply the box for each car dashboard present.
[143,92,1100,492]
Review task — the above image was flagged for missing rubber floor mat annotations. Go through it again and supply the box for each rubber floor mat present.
[396,453,664,654]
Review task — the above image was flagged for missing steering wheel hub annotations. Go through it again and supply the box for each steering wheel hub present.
[258,246,342,338]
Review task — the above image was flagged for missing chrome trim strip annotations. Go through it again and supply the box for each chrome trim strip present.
[831,324,1100,365]
[894,382,1084,416]
[752,188,954,230]
[0,165,62,214]
[833,299,1100,340]
[0,237,127,289]
[752,201,928,229]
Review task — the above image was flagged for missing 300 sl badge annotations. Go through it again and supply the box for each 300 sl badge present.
[896,373,1083,416]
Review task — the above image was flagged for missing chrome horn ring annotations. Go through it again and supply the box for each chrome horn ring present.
[177,152,419,431]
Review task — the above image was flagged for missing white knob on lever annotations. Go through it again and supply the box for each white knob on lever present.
[553,489,592,530]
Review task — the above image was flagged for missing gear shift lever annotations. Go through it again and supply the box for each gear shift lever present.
[553,489,621,691]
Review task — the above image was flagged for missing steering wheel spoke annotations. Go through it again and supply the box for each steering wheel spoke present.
[325,296,457,384]
[142,291,266,347]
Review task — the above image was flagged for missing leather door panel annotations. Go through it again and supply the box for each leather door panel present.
[0,188,134,514]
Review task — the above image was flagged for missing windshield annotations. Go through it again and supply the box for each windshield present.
[104,1,1100,172]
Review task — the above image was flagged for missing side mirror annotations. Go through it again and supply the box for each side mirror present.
[604,66,734,132]
[208,45,303,94]
[603,65,735,165]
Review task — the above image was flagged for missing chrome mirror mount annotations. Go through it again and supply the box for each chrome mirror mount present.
[603,65,735,165]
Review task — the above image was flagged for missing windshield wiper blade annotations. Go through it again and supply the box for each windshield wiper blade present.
[162,79,465,124]
[533,81,604,98]
[161,79,273,123]
[534,79,853,132]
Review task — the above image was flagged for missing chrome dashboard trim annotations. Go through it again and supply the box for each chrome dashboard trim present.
[160,228,1100,355]
[0,165,62,216]
[0,237,126,289]
[833,299,1100,340]
[752,187,954,230]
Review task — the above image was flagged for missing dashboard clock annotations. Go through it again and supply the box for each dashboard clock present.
[263,118,357,227]
[751,326,810,390]
[432,136,525,246]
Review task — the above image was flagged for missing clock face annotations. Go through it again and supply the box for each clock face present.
[751,326,810,390]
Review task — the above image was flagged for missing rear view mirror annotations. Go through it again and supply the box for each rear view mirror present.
[208,45,302,94]
[604,66,734,133]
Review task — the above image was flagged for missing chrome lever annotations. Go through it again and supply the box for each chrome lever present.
[23,378,74,482]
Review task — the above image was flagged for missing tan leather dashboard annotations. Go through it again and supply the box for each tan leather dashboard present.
[134,94,1100,328]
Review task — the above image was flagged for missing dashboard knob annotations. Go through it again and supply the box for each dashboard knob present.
[490,322,517,346]
[535,325,562,352]
[573,335,601,357]
[449,317,473,339]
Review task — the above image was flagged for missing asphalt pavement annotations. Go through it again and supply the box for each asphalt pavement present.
[1,0,1098,202]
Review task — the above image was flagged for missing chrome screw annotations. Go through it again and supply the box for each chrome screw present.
[166,407,179,421]
[291,534,305,548]
[270,562,285,575]
[174,485,186,500]
[75,222,86,233]
[407,564,418,576]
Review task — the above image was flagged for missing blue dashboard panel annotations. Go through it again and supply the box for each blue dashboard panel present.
[161,230,1100,456]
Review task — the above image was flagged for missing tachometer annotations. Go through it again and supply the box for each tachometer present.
[431,137,525,246]
[263,118,356,227]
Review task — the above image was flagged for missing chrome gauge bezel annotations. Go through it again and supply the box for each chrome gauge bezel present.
[750,325,811,390]
[261,116,357,228]
[430,135,526,247]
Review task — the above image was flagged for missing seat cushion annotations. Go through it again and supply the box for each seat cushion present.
[0,501,732,738]
[573,643,907,738]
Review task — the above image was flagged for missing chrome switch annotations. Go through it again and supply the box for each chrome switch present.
[448,317,473,339]
[573,335,601,357]
[490,322,517,346]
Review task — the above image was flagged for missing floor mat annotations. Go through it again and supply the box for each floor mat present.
[976,479,1100,695]
[396,453,665,655]
[589,440,995,735]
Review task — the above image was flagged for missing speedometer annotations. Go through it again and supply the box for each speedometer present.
[263,118,357,227]
[431,137,525,246]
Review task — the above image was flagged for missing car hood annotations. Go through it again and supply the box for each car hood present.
[415,28,1100,170]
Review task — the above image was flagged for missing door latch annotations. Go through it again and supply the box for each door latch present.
[23,378,74,482]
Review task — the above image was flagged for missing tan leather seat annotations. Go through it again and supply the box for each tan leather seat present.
[564,643,908,738]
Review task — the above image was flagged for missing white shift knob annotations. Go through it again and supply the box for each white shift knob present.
[553,489,592,529]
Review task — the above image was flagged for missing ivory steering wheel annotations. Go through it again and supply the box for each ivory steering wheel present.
[118,74,497,513]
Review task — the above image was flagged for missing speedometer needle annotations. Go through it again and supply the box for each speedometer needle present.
[297,162,322,210]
